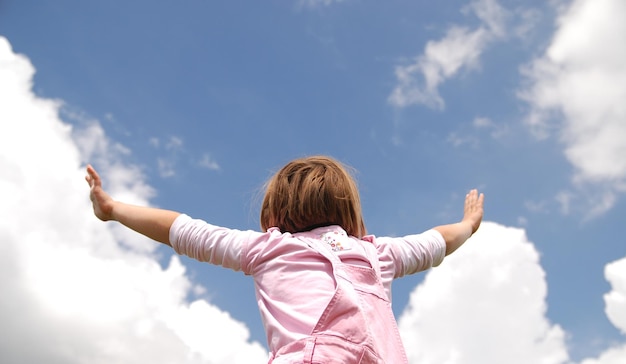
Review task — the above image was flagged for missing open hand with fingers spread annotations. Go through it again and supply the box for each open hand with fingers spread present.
[85,164,115,221]
[463,189,484,235]
[434,188,485,255]
[84,164,180,244]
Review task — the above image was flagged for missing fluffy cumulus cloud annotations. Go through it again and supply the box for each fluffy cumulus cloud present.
[399,221,626,364]
[398,222,569,364]
[519,0,626,215]
[0,37,267,364]
[579,257,626,364]
[604,258,626,336]
[388,0,508,109]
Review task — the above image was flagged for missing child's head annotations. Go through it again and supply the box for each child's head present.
[260,156,366,238]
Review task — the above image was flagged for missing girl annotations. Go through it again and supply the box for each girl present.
[86,155,484,363]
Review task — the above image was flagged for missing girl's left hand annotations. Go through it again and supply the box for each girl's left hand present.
[85,165,115,221]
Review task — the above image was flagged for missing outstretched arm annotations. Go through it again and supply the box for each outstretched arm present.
[85,165,181,246]
[434,189,484,256]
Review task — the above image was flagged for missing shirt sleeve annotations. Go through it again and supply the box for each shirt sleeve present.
[169,214,245,271]
[375,229,446,279]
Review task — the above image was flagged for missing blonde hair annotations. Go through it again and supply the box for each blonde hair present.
[260,156,367,238]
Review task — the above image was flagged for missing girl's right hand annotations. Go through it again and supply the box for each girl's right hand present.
[462,189,484,234]
[85,165,115,221]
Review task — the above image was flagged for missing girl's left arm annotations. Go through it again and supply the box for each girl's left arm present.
[434,189,484,256]
[85,165,181,246]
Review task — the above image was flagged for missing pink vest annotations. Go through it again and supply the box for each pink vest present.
[269,235,408,363]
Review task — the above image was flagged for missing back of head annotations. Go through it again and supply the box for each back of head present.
[260,156,366,238]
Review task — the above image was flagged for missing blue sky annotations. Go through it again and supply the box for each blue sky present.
[1,0,625,363]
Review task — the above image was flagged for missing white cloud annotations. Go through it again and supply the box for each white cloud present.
[398,222,569,364]
[463,0,508,37]
[166,136,184,150]
[148,135,220,177]
[525,199,549,214]
[473,116,493,128]
[0,36,267,364]
[297,0,345,8]
[399,221,626,364]
[198,153,221,171]
[603,258,626,335]
[447,131,479,148]
[473,116,508,139]
[517,216,528,226]
[519,0,626,214]
[158,157,177,178]
[554,190,574,215]
[580,347,626,364]
[446,116,508,148]
[513,7,544,41]
[579,257,626,364]
[155,136,184,178]
[149,137,160,147]
[388,0,508,109]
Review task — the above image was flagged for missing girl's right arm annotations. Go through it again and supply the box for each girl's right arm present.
[434,189,484,256]
[85,165,181,246]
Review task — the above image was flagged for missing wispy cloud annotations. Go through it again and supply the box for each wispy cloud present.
[148,135,220,178]
[446,116,508,148]
[518,0,626,217]
[388,0,508,109]
[198,153,220,171]
[297,0,345,9]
